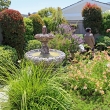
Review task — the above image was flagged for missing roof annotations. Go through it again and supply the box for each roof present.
[62,0,110,20]
[62,0,110,10]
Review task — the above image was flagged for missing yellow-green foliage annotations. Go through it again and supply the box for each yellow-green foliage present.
[29,14,44,35]
[0,45,18,63]
[25,40,41,52]
[37,7,56,18]
[23,17,34,42]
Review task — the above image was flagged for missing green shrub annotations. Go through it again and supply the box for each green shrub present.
[49,34,71,55]
[96,36,110,46]
[25,40,41,52]
[0,61,74,110]
[23,18,34,42]
[43,17,53,33]
[56,52,109,99]
[0,45,18,63]
[96,42,107,51]
[37,7,56,18]
[52,7,67,31]
[29,14,44,35]
[104,36,110,46]
[82,2,102,34]
[0,9,25,58]
[99,11,110,36]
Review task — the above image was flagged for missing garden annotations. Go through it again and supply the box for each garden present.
[0,1,110,110]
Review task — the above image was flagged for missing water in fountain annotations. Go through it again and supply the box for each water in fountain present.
[25,26,65,65]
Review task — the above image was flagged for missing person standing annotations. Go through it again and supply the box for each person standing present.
[84,28,95,51]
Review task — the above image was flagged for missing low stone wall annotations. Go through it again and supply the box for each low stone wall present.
[0,23,3,44]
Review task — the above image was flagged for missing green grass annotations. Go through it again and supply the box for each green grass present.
[0,60,74,110]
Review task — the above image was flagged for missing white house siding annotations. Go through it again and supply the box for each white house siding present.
[62,0,110,21]
[62,0,110,34]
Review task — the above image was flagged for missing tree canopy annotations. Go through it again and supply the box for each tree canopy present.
[82,2,102,34]
[0,0,11,11]
[37,7,56,18]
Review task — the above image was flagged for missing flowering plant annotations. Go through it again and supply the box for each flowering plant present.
[69,34,84,53]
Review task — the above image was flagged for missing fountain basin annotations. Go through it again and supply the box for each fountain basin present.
[25,49,65,65]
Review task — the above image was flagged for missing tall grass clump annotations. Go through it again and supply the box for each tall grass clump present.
[0,60,74,110]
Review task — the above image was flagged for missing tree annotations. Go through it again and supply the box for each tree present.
[0,0,11,11]
[52,7,67,31]
[99,11,110,36]
[37,7,56,18]
[82,2,102,35]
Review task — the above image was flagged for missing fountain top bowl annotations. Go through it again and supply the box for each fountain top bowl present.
[35,33,54,41]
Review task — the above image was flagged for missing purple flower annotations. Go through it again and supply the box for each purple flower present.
[72,34,84,44]
[58,24,72,35]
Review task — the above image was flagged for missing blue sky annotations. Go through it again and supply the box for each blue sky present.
[9,0,110,14]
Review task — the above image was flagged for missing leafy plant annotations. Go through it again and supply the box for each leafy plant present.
[96,42,107,51]
[99,11,110,36]
[0,9,25,58]
[96,36,110,47]
[37,7,56,18]
[0,45,18,63]
[69,38,78,53]
[58,23,72,39]
[69,34,84,53]
[43,17,53,33]
[29,14,44,35]
[57,51,110,101]
[25,40,41,52]
[0,0,11,11]
[52,7,67,31]
[23,17,34,42]
[0,60,74,110]
[82,2,102,34]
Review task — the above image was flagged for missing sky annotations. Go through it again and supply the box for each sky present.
[9,0,110,14]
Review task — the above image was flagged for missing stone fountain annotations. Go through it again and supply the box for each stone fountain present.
[25,26,65,65]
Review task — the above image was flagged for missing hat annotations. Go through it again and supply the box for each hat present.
[85,27,91,32]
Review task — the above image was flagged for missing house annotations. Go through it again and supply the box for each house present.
[62,0,110,34]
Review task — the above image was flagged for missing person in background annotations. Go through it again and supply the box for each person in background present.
[84,28,95,51]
